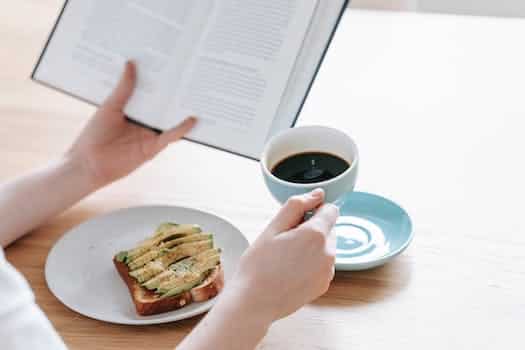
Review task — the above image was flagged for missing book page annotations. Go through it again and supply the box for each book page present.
[164,0,318,157]
[35,0,214,127]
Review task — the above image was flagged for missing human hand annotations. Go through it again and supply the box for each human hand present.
[231,189,339,323]
[176,191,338,350]
[67,61,196,189]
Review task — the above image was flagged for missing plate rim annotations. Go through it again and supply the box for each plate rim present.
[45,205,249,325]
[335,192,414,271]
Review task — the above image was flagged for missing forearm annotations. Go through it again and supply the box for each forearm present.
[177,287,271,350]
[0,156,97,247]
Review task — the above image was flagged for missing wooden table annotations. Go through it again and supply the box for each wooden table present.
[2,3,525,349]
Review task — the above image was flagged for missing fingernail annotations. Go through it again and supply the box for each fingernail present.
[187,116,198,124]
[311,188,324,198]
[327,203,340,215]
[125,60,136,76]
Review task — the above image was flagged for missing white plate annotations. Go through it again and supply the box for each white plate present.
[45,206,249,325]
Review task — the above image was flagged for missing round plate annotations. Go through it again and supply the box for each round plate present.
[45,206,249,325]
[334,192,413,271]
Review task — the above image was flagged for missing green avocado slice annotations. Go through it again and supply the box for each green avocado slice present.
[162,233,213,250]
[160,274,207,299]
[115,251,128,263]
[142,248,221,290]
[152,223,178,237]
[159,257,221,298]
[129,261,165,283]
[129,240,213,283]
[142,269,175,290]
[157,253,221,295]
[127,234,213,271]
[156,240,213,268]
[126,224,202,262]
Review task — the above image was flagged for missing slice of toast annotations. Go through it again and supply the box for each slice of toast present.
[114,258,224,316]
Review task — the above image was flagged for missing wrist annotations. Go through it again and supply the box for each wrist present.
[215,278,275,330]
[178,282,273,350]
[60,154,102,193]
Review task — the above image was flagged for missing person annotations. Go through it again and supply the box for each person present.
[0,62,339,350]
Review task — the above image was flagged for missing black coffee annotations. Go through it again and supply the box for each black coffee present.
[271,152,350,184]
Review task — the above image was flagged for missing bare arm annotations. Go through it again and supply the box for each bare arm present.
[0,157,96,247]
[0,62,195,248]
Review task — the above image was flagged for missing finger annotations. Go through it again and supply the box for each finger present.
[326,224,337,257]
[299,203,339,238]
[318,261,335,294]
[266,188,325,235]
[157,117,197,149]
[103,61,137,111]
[312,259,335,297]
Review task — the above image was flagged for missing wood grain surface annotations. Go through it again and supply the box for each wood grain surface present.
[2,2,524,349]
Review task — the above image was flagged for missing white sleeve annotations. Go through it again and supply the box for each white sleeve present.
[0,248,68,350]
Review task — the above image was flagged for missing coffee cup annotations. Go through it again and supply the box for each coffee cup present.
[261,126,359,204]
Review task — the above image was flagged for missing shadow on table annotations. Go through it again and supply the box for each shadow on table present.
[313,258,412,308]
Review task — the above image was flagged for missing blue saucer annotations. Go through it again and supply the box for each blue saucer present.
[334,192,413,271]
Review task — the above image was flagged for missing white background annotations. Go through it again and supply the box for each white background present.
[351,0,525,18]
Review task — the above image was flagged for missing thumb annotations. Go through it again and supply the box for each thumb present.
[103,61,137,111]
[298,203,339,238]
[156,117,198,150]
[266,189,325,235]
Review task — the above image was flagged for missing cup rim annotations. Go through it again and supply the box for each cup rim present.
[260,125,359,189]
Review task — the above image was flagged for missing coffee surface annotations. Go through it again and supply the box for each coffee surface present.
[271,152,350,184]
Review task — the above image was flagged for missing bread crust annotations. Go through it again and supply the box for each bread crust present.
[114,258,224,316]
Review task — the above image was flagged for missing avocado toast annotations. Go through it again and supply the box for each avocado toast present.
[114,223,224,316]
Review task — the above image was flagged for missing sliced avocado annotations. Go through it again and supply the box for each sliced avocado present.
[130,240,212,284]
[156,240,213,268]
[144,267,198,291]
[127,247,166,271]
[129,261,165,283]
[115,251,128,263]
[157,253,220,294]
[126,225,202,261]
[142,248,220,290]
[128,235,212,271]
[193,253,221,272]
[142,269,176,290]
[156,224,202,242]
[152,223,178,237]
[169,248,221,271]
[160,259,220,298]
[160,273,207,298]
[125,246,152,262]
[162,233,213,250]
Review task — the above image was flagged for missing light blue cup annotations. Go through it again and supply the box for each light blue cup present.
[261,126,359,204]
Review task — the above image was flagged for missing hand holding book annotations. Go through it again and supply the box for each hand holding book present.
[68,61,196,189]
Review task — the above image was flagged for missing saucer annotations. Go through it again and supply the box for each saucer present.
[334,192,413,271]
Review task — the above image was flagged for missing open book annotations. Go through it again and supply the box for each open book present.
[33,0,349,159]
